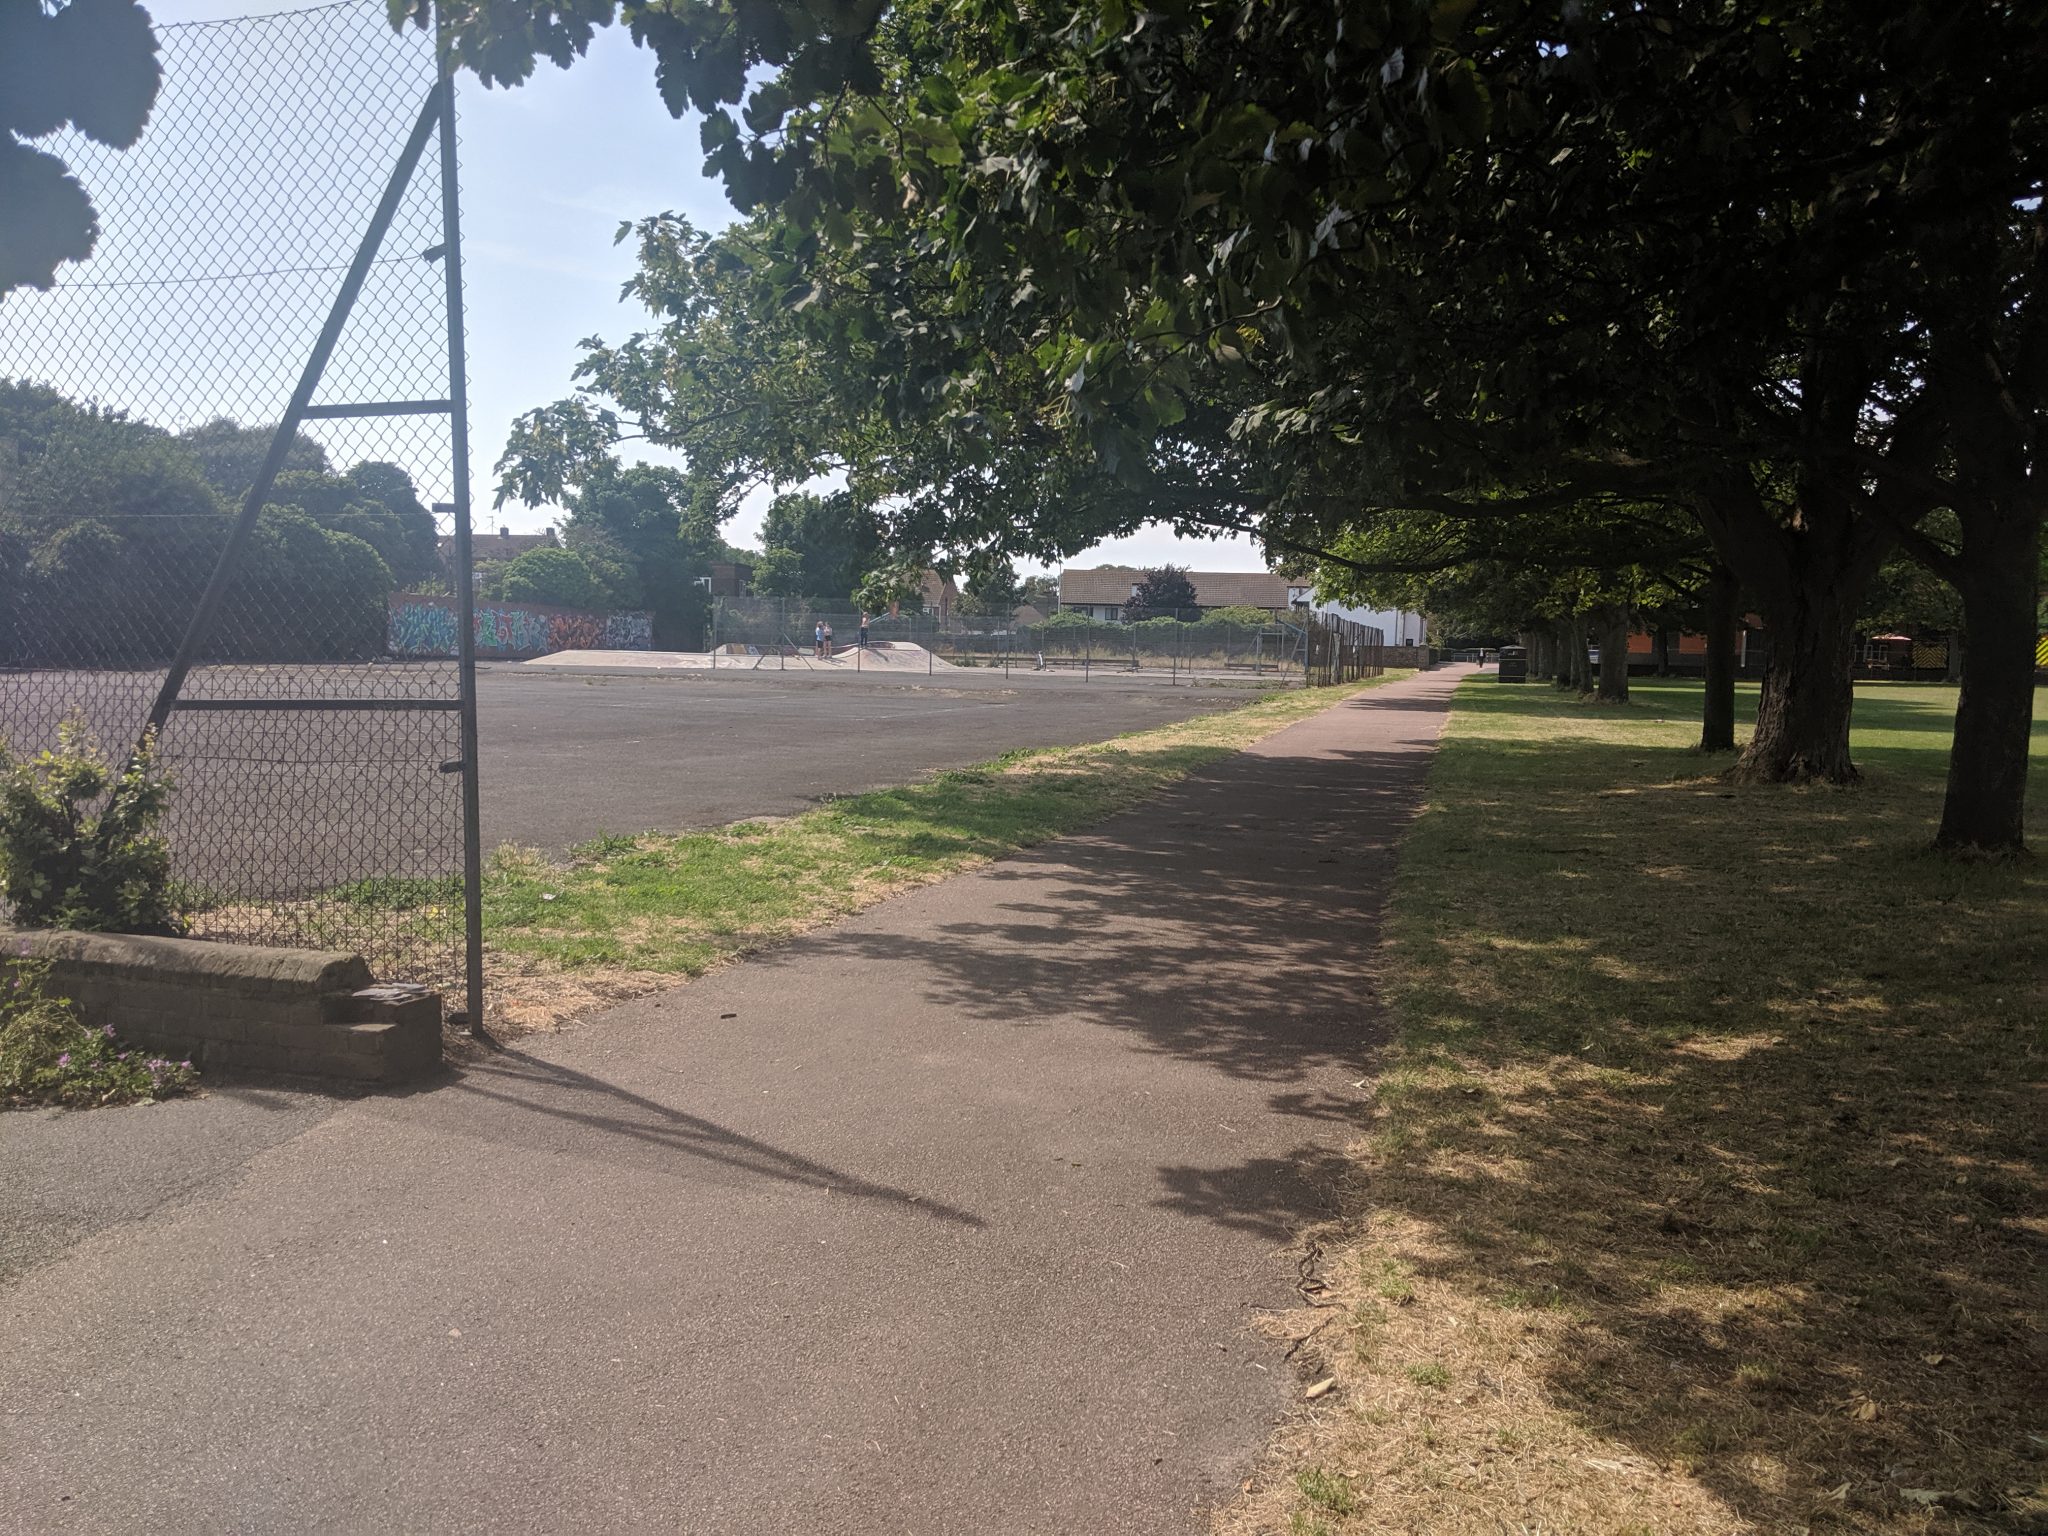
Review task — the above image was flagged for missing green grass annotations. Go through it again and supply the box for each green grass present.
[476,676,1411,981]
[1281,676,2047,1534]
[1293,1466,1359,1516]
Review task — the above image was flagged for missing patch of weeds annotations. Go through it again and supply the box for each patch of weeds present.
[1732,1361,1782,1392]
[1294,1466,1358,1516]
[1287,1513,1335,1536]
[570,831,641,862]
[1,953,197,1108]
[1406,1362,1452,1389]
[1349,1299,1386,1363]
[1370,1257,1417,1306]
[1492,1284,1566,1312]
[329,874,463,911]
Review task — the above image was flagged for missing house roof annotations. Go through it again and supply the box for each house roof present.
[1056,566,1291,610]
[440,527,559,566]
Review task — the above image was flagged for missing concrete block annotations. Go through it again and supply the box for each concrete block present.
[3,926,440,1086]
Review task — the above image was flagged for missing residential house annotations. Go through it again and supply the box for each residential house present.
[706,560,753,597]
[440,524,559,586]
[920,569,961,621]
[1292,592,1426,646]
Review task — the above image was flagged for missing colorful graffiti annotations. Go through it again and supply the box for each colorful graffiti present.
[604,611,653,649]
[388,596,654,659]
[388,599,460,657]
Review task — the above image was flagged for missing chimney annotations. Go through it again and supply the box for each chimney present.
[499,525,509,538]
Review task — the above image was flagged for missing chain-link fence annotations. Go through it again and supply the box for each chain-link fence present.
[0,2,481,1013]
[709,598,1384,684]
[706,599,1377,682]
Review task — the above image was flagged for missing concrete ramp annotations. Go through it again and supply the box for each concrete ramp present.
[521,649,716,670]
[517,643,959,675]
[824,642,959,671]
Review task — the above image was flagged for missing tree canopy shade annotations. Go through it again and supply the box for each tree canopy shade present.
[0,0,162,294]
[452,0,2048,850]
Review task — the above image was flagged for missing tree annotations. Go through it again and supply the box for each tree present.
[1123,566,1197,622]
[756,489,880,607]
[1019,574,1059,613]
[178,419,331,499]
[1,381,394,664]
[560,463,725,646]
[0,0,162,293]
[265,463,440,590]
[750,546,806,600]
[178,423,440,590]
[498,545,613,610]
[956,558,1023,617]
[852,558,927,617]
[452,0,2048,848]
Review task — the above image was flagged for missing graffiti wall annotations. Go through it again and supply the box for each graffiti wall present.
[387,595,654,659]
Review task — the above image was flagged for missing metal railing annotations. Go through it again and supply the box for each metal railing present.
[710,599,1385,685]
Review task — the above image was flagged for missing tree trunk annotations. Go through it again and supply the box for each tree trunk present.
[1700,563,1738,753]
[1692,457,1892,787]
[1572,617,1595,694]
[1944,630,1964,685]
[1596,607,1630,703]
[1936,517,2040,854]
[1736,589,1860,783]
[1556,626,1589,696]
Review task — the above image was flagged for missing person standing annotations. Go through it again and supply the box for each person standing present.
[813,620,825,659]
[858,612,870,649]
[822,620,835,657]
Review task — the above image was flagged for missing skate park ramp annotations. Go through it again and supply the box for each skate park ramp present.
[522,642,959,673]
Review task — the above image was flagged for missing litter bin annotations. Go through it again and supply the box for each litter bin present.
[1496,644,1529,682]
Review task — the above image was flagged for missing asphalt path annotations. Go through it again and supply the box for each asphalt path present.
[474,665,1253,851]
[0,667,1468,1534]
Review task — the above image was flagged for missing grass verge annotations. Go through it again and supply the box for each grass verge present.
[470,674,1411,1034]
[1238,679,2046,1536]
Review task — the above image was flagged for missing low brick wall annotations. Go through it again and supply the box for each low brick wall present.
[5,928,442,1085]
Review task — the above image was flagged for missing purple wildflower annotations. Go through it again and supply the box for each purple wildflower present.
[57,1053,71,1068]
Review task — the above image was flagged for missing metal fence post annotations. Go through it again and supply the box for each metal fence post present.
[433,42,485,1037]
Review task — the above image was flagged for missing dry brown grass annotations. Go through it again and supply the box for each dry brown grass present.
[1224,681,2047,1536]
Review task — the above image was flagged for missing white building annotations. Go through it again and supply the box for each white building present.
[1284,586,1426,646]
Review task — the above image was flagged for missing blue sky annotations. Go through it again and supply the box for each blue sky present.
[130,1,1266,575]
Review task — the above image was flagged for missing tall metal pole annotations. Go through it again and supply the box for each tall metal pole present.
[436,27,486,1039]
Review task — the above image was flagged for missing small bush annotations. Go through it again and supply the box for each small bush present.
[0,720,181,932]
[1,952,198,1108]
